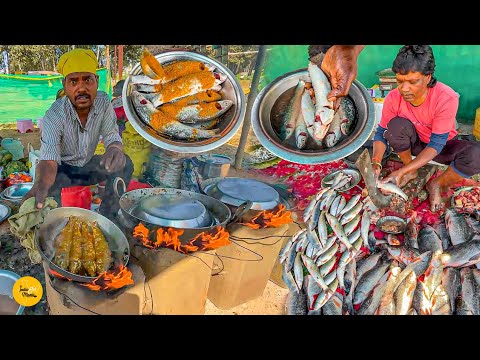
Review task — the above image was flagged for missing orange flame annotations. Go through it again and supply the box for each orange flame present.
[240,204,292,229]
[80,265,134,291]
[187,226,230,252]
[132,223,230,253]
[49,268,72,281]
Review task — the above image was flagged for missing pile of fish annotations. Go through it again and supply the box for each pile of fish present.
[279,171,372,314]
[279,62,356,150]
[129,49,233,140]
[282,192,480,314]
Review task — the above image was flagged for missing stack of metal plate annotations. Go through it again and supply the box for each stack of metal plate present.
[144,148,191,188]
[0,182,33,204]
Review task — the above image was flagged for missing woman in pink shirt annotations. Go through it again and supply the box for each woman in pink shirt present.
[372,45,480,212]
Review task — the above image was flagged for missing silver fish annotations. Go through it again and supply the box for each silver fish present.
[339,194,362,217]
[316,243,339,267]
[284,242,299,273]
[377,181,409,201]
[309,199,324,234]
[294,112,309,149]
[303,196,320,223]
[282,269,300,293]
[335,196,347,217]
[321,189,338,212]
[324,105,345,148]
[343,258,357,315]
[343,214,361,237]
[348,227,362,244]
[445,208,474,246]
[160,100,233,124]
[314,234,337,259]
[329,195,343,217]
[307,62,334,126]
[301,91,325,144]
[440,240,480,268]
[442,267,461,314]
[433,222,451,251]
[357,270,390,315]
[394,270,417,315]
[376,266,402,315]
[340,202,363,225]
[311,278,340,312]
[285,290,308,315]
[405,216,420,249]
[431,285,451,315]
[322,291,344,315]
[317,210,329,247]
[293,252,305,290]
[360,210,371,249]
[457,267,480,315]
[418,225,444,253]
[339,97,355,136]
[386,245,421,266]
[355,252,384,284]
[392,251,434,295]
[412,280,432,315]
[302,255,334,296]
[279,228,306,263]
[353,259,391,306]
[130,91,219,140]
[281,80,305,141]
[325,212,352,251]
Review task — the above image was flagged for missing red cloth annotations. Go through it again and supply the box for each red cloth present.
[61,186,92,209]
[127,179,152,192]
[380,82,458,143]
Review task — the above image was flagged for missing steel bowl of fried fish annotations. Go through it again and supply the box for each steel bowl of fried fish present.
[34,207,130,283]
[122,49,246,153]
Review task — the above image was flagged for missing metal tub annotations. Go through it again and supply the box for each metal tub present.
[251,68,375,164]
[34,207,130,283]
[122,50,246,153]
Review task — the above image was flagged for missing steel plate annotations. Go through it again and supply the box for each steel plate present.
[251,68,375,164]
[0,203,11,224]
[122,50,246,153]
[1,182,33,199]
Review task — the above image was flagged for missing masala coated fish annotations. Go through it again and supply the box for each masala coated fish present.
[133,60,216,85]
[91,221,112,273]
[131,91,220,140]
[159,100,233,124]
[136,71,226,105]
[80,220,97,277]
[53,216,75,270]
[68,218,83,275]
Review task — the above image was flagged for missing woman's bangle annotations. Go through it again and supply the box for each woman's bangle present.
[372,161,382,170]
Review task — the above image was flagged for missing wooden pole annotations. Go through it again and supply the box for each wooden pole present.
[234,45,268,170]
[113,45,117,83]
[118,45,124,80]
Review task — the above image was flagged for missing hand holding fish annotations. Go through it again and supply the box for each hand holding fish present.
[318,45,365,110]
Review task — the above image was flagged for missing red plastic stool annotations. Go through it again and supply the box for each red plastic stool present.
[16,119,34,133]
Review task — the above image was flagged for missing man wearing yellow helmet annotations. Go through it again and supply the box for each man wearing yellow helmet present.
[24,48,133,220]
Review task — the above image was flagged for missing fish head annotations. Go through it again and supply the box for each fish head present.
[213,72,227,85]
[324,132,337,148]
[216,100,234,112]
[130,91,155,122]
[296,132,308,149]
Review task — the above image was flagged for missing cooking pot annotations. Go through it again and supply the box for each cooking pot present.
[34,207,130,283]
[114,177,231,241]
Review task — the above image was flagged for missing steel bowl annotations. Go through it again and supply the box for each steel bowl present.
[131,194,214,228]
[321,169,361,192]
[114,178,231,233]
[34,207,130,283]
[122,50,246,153]
[0,203,11,224]
[1,182,33,200]
[251,68,375,164]
[0,270,24,315]
[376,216,407,234]
[200,177,281,211]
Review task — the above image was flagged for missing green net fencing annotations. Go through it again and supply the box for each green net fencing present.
[0,68,112,124]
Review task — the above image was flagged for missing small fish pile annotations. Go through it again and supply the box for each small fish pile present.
[279,170,372,314]
[283,199,480,315]
[323,169,358,192]
[129,49,233,140]
[278,62,356,150]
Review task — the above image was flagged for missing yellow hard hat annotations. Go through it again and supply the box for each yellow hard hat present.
[57,48,98,77]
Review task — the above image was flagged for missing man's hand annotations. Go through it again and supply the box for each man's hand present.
[100,145,126,173]
[23,184,49,209]
[319,45,365,110]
